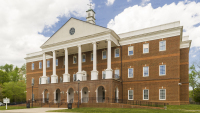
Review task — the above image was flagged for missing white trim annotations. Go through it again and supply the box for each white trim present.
[114,48,120,58]
[143,66,149,77]
[82,54,86,63]
[102,50,107,59]
[128,90,134,100]
[128,68,134,78]
[159,65,166,76]
[73,56,77,64]
[143,89,149,100]
[159,89,166,100]
[143,43,149,54]
[180,40,191,49]
[159,40,166,51]
[91,53,93,61]
[128,46,134,56]
[25,55,52,63]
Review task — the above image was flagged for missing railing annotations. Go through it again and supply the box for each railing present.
[190,102,200,105]
[82,76,87,81]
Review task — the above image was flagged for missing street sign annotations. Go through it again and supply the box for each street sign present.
[3,98,10,103]
[3,97,10,109]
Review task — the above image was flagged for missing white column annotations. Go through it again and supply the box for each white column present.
[76,45,83,81]
[42,92,44,103]
[63,48,70,82]
[41,53,47,84]
[91,42,98,80]
[51,50,58,83]
[106,39,113,79]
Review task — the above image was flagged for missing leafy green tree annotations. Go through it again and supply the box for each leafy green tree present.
[0,64,13,73]
[0,70,10,84]
[193,88,200,102]
[2,81,26,103]
[9,66,19,82]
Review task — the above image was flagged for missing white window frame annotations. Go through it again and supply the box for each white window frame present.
[102,50,107,59]
[56,59,58,66]
[128,90,134,100]
[114,48,120,58]
[159,65,166,76]
[39,62,42,69]
[128,68,134,78]
[159,40,166,51]
[159,89,166,100]
[91,53,93,61]
[143,89,149,100]
[143,43,149,54]
[102,71,106,79]
[73,56,77,64]
[47,60,50,68]
[128,46,134,56]
[82,54,86,62]
[32,63,34,70]
[143,66,149,77]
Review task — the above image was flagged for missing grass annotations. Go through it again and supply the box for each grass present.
[0,105,38,110]
[47,105,200,113]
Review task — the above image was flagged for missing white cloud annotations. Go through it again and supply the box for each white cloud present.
[0,0,91,67]
[106,0,115,6]
[127,0,132,2]
[192,55,196,57]
[107,1,200,47]
[141,0,150,6]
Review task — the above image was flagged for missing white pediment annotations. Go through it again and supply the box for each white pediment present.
[41,18,109,48]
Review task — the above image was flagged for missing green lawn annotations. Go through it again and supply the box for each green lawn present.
[47,105,200,113]
[0,105,38,110]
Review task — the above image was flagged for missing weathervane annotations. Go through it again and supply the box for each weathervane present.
[87,2,93,9]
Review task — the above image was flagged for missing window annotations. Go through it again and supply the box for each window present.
[128,90,133,100]
[60,77,63,83]
[63,57,65,65]
[115,69,119,79]
[82,54,86,62]
[159,40,166,51]
[128,46,133,55]
[159,65,166,76]
[102,50,107,59]
[143,66,149,77]
[47,77,50,84]
[73,56,77,64]
[102,71,106,79]
[159,89,166,100]
[73,74,76,81]
[32,78,34,85]
[47,60,50,68]
[128,68,133,78]
[143,89,149,100]
[56,59,58,66]
[32,63,34,70]
[39,62,42,69]
[143,43,149,53]
[39,78,41,84]
[91,53,93,61]
[115,48,120,57]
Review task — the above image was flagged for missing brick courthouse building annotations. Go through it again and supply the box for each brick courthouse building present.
[25,9,191,105]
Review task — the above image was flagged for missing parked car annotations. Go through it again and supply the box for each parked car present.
[0,102,5,106]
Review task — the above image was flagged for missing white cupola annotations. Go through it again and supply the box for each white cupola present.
[86,9,96,24]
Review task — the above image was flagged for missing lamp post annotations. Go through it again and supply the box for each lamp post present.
[77,79,80,108]
[31,82,34,108]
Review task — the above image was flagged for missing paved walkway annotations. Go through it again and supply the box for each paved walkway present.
[0,108,72,113]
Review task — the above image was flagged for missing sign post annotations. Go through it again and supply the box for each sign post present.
[3,97,10,110]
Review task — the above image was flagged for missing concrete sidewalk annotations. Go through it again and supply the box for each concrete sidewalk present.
[0,108,72,113]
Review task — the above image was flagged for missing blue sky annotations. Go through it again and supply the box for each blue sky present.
[40,0,200,37]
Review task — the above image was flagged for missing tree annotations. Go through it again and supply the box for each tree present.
[2,81,26,103]
[0,70,10,84]
[189,65,198,98]
[9,66,19,82]
[193,88,200,102]
[0,64,13,73]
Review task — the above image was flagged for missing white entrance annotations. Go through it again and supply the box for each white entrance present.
[67,88,74,103]
[96,86,105,103]
[81,87,89,103]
